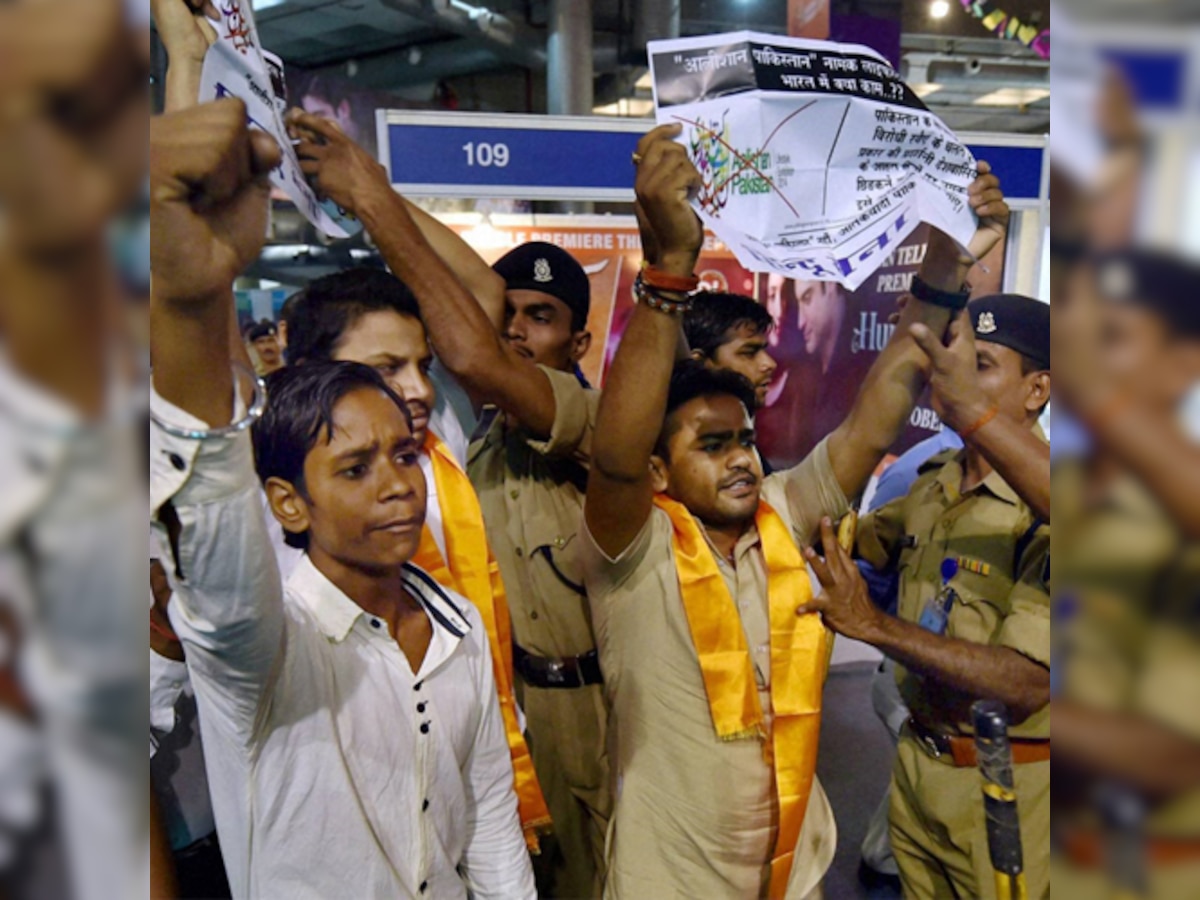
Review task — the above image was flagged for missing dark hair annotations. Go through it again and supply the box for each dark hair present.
[279,290,302,328]
[284,268,423,366]
[252,361,412,550]
[683,292,774,359]
[655,359,758,459]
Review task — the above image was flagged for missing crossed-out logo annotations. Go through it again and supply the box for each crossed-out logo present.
[221,0,254,54]
[689,115,734,215]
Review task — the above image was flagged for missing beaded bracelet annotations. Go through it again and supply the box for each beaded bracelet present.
[633,272,694,316]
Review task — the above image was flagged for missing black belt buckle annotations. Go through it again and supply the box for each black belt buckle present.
[909,718,948,760]
[544,657,573,687]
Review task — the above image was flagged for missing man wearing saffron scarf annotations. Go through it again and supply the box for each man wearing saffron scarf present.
[581,125,1010,898]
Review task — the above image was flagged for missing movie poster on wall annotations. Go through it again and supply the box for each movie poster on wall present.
[442,215,1003,471]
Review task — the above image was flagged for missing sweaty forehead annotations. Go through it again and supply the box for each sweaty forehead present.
[674,394,753,438]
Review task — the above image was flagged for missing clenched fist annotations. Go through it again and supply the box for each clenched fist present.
[150,100,280,304]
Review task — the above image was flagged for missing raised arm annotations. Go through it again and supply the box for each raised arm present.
[150,0,217,113]
[150,98,277,422]
[150,99,284,731]
[826,162,1010,501]
[584,124,703,558]
[285,112,561,424]
[911,310,1050,521]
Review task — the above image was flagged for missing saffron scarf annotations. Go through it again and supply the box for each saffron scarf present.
[414,432,551,851]
[655,494,827,897]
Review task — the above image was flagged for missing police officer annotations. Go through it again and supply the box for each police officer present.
[801,294,1052,899]
[1052,249,1200,898]
[470,242,611,899]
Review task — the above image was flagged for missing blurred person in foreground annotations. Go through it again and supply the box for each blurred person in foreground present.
[149,97,536,899]
[580,124,1008,898]
[1051,249,1200,899]
[289,105,608,897]
[805,295,1052,899]
[0,0,150,897]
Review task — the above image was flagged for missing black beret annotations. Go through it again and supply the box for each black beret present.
[492,242,590,327]
[245,320,277,342]
[1094,248,1200,338]
[968,293,1050,370]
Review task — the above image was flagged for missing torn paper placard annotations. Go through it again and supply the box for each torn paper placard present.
[199,0,350,239]
[649,31,979,290]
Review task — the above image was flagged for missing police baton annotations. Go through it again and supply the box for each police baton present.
[972,700,1028,900]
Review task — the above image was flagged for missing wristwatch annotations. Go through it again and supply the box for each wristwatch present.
[910,275,970,311]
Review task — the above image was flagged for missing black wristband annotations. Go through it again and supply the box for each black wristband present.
[910,275,970,311]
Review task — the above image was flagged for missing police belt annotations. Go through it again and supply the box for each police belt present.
[907,717,1050,767]
[513,643,603,689]
[1061,828,1200,868]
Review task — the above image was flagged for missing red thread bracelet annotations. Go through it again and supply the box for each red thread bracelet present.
[958,405,999,440]
[642,265,700,293]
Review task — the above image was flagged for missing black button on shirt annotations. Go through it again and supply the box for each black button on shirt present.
[417,702,426,713]
[370,618,381,629]
[420,722,430,734]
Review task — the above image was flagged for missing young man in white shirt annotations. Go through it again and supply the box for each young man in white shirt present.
[148,98,536,900]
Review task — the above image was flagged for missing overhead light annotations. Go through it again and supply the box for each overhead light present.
[593,98,655,117]
[973,87,1051,106]
[930,0,950,18]
[911,83,943,98]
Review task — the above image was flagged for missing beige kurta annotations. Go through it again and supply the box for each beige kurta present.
[581,438,848,899]
[469,365,610,897]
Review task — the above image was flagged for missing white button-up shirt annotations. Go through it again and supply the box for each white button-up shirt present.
[149,390,535,900]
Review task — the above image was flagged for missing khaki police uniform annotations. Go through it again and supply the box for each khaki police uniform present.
[857,436,1051,899]
[580,438,847,900]
[1051,464,1200,900]
[468,365,610,898]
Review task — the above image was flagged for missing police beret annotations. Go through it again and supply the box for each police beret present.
[492,242,591,326]
[245,320,277,342]
[1094,249,1200,338]
[967,293,1050,370]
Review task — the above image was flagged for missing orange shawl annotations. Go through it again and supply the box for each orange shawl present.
[414,432,551,851]
[655,494,827,897]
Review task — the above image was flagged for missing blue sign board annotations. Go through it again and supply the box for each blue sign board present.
[379,111,1046,204]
